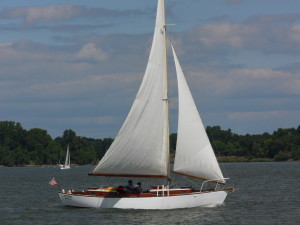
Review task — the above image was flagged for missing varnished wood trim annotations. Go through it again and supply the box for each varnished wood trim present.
[88,173,167,178]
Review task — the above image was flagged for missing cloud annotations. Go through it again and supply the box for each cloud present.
[50,24,112,33]
[74,43,108,62]
[0,38,141,97]
[0,5,83,26]
[180,19,300,55]
[187,67,300,99]
[245,14,300,24]
[0,42,13,47]
[225,110,300,134]
[0,4,146,27]
[0,38,142,137]
[289,24,300,42]
[196,23,259,49]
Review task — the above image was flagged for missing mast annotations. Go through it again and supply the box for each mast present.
[162,0,170,180]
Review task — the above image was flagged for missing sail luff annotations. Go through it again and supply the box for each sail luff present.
[171,45,226,183]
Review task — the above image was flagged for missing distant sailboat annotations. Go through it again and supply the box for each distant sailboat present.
[59,0,233,209]
[59,145,70,170]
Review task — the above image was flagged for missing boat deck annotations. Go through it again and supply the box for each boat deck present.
[61,186,221,198]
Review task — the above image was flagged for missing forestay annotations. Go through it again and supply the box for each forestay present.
[91,0,169,177]
[172,46,225,183]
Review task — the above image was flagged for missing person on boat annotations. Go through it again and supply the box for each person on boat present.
[135,182,142,194]
[125,180,135,193]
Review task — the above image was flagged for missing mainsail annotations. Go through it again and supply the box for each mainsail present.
[172,46,225,183]
[91,0,169,178]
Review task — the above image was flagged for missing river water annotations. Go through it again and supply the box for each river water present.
[0,162,299,225]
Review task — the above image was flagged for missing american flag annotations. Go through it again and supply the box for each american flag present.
[48,177,58,186]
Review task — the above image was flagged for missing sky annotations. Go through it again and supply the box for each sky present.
[1,0,300,139]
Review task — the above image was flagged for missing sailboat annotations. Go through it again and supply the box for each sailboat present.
[59,144,70,170]
[59,0,233,209]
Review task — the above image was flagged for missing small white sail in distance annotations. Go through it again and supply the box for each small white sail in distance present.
[64,145,70,167]
[171,45,226,184]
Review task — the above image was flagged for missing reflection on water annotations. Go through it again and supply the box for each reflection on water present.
[0,162,299,225]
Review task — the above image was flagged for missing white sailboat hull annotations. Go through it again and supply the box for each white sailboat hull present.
[59,164,70,169]
[59,191,227,209]
[60,165,70,170]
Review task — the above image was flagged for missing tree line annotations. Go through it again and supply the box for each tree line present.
[0,121,112,166]
[0,121,299,166]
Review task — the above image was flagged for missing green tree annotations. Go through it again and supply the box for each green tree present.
[25,128,53,164]
[94,138,113,160]
[1,121,300,165]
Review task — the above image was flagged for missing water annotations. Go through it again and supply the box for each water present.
[0,162,299,225]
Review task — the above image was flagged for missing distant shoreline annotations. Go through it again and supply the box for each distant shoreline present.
[0,164,93,167]
[217,156,275,162]
[1,158,299,167]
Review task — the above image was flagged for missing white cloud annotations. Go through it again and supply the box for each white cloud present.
[185,66,300,107]
[75,43,108,62]
[185,21,300,53]
[230,68,300,95]
[0,4,146,28]
[289,24,300,42]
[24,5,82,25]
[0,5,83,26]
[230,68,287,79]
[184,23,260,51]
[0,42,13,47]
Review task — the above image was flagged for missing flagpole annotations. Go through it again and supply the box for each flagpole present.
[56,178,62,191]
[49,177,62,191]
